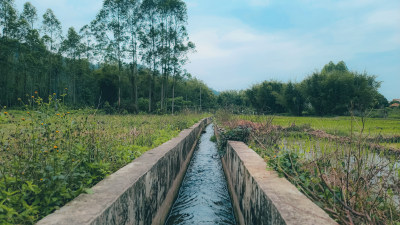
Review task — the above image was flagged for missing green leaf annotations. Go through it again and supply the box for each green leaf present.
[85,188,94,194]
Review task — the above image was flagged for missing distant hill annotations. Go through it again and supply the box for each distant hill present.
[211,89,220,96]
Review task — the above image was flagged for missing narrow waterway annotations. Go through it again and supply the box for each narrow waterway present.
[165,124,236,225]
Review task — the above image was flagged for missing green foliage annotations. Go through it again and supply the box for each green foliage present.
[210,135,217,143]
[302,61,381,115]
[217,126,251,153]
[0,94,206,224]
[211,61,386,117]
[217,112,400,224]
[246,80,286,114]
[234,114,400,137]
[283,82,305,116]
[0,0,216,115]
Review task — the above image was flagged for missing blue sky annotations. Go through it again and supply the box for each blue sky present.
[15,0,400,100]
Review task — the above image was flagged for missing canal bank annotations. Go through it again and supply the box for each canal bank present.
[37,118,337,225]
[37,118,211,225]
[165,124,236,224]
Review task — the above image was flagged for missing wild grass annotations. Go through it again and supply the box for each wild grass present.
[0,94,207,224]
[215,111,400,224]
[235,114,400,138]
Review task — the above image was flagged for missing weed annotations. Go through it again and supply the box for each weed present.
[0,94,207,224]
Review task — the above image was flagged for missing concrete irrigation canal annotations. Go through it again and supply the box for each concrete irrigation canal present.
[37,118,337,225]
[165,124,236,224]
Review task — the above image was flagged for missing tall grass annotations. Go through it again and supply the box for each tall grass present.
[0,94,206,224]
[235,114,400,138]
[215,111,400,224]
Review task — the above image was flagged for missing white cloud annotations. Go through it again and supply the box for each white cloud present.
[186,1,400,94]
[366,9,400,28]
[15,0,102,32]
[13,0,400,99]
[186,17,325,90]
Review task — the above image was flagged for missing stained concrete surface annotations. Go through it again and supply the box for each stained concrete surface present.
[222,141,338,225]
[36,118,210,225]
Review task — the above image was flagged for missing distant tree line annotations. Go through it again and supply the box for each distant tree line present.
[0,0,217,113]
[217,61,389,116]
[0,1,389,116]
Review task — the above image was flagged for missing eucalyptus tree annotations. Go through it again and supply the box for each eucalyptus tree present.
[140,0,161,112]
[0,0,18,38]
[62,27,81,60]
[12,15,31,97]
[90,12,107,62]
[126,0,141,112]
[41,9,61,52]
[23,28,46,96]
[16,12,30,42]
[168,0,194,114]
[93,0,129,107]
[79,24,93,61]
[41,8,62,96]
[0,0,18,106]
[157,0,171,112]
[17,2,40,96]
[21,2,37,30]
[61,27,81,104]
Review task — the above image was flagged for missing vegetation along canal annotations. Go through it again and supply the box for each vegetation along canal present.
[165,124,236,225]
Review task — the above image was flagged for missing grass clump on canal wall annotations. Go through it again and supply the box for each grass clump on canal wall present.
[215,111,400,224]
[0,94,207,224]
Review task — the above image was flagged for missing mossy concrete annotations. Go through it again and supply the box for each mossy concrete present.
[222,141,338,225]
[36,118,210,225]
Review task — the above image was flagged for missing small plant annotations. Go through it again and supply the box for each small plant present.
[216,112,400,224]
[210,135,217,143]
[217,126,251,154]
[0,93,207,224]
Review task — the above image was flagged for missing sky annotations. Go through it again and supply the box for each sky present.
[15,0,400,100]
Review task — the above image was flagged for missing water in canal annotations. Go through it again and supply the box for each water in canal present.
[165,124,236,225]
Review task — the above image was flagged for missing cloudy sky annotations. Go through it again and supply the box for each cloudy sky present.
[15,0,400,100]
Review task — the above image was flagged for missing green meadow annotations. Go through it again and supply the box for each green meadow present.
[0,100,207,224]
[216,113,400,224]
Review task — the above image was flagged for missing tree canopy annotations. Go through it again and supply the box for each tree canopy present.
[0,0,208,113]
[217,61,386,116]
[0,1,388,116]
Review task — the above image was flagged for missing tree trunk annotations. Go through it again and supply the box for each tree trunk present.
[148,71,152,113]
[172,81,175,115]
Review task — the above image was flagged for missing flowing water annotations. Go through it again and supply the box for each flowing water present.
[165,124,236,225]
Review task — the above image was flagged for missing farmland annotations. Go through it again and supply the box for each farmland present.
[215,112,400,224]
[0,101,207,224]
[236,114,400,137]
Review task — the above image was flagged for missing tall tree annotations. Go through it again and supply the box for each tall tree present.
[93,0,129,107]
[157,0,172,112]
[41,9,62,96]
[126,0,141,112]
[41,9,61,52]
[79,24,93,60]
[0,0,18,106]
[61,27,81,104]
[169,0,194,114]
[284,82,304,116]
[302,61,380,115]
[140,0,160,112]
[21,2,37,30]
[0,0,18,38]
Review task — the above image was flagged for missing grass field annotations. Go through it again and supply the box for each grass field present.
[236,114,400,137]
[216,112,400,224]
[0,102,207,224]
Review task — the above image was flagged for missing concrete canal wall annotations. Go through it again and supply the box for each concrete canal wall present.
[37,118,210,225]
[222,141,338,225]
